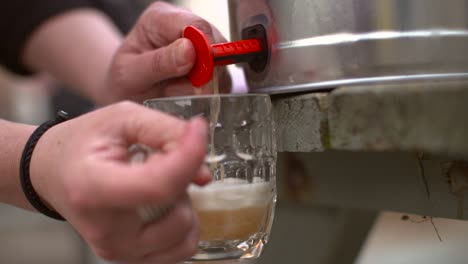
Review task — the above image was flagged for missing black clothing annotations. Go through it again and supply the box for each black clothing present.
[0,0,142,75]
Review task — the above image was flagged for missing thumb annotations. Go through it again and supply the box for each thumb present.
[127,38,196,88]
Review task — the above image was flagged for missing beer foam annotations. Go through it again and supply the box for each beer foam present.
[188,178,273,211]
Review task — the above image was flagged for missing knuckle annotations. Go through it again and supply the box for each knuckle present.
[108,57,126,85]
[99,101,138,121]
[174,209,199,259]
[85,230,126,261]
[145,1,176,25]
[176,206,195,231]
[190,20,214,39]
[93,246,122,261]
[110,76,129,100]
[84,227,113,246]
[179,237,199,259]
[113,101,139,113]
[149,1,170,10]
[143,8,161,28]
[151,51,165,75]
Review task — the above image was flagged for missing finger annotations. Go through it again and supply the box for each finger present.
[84,210,141,261]
[141,214,200,263]
[85,195,196,261]
[110,102,187,150]
[193,165,212,186]
[143,2,223,46]
[94,117,208,207]
[160,78,197,97]
[120,77,194,102]
[220,67,233,93]
[136,195,196,256]
[123,38,196,88]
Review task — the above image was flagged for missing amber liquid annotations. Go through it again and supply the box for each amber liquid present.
[196,206,269,241]
[189,180,273,242]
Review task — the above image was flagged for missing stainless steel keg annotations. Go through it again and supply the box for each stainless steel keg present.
[228,0,468,94]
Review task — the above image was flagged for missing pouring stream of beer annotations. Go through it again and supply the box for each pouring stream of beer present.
[198,68,226,180]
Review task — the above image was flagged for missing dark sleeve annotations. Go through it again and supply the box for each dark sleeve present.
[0,0,95,75]
[92,0,143,34]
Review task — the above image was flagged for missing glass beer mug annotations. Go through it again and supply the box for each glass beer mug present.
[143,94,277,262]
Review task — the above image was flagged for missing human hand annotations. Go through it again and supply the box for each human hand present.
[29,101,210,263]
[103,1,230,104]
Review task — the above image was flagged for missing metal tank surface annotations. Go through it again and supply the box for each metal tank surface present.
[228,0,468,94]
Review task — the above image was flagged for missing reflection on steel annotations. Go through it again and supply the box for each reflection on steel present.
[228,0,468,94]
[276,30,468,50]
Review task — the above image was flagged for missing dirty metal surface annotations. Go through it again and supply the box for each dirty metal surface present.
[273,93,329,152]
[272,80,468,220]
[277,152,468,221]
[273,80,468,160]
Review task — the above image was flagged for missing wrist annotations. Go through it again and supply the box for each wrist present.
[28,125,59,214]
[0,120,36,209]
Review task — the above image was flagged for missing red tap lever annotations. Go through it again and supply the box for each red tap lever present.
[183,26,264,87]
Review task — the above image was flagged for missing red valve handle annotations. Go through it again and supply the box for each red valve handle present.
[183,26,262,87]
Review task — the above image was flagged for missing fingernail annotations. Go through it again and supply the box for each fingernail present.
[201,165,212,180]
[193,165,212,186]
[190,117,208,139]
[175,39,193,67]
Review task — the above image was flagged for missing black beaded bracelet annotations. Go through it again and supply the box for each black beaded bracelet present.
[19,111,71,221]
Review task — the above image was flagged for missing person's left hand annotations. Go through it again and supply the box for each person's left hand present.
[30,102,210,263]
[102,1,230,104]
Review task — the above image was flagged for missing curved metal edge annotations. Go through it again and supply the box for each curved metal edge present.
[250,73,468,94]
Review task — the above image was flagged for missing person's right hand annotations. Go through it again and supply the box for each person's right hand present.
[29,101,210,263]
[103,1,231,104]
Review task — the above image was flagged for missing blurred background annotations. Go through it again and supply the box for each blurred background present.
[1,1,468,263]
